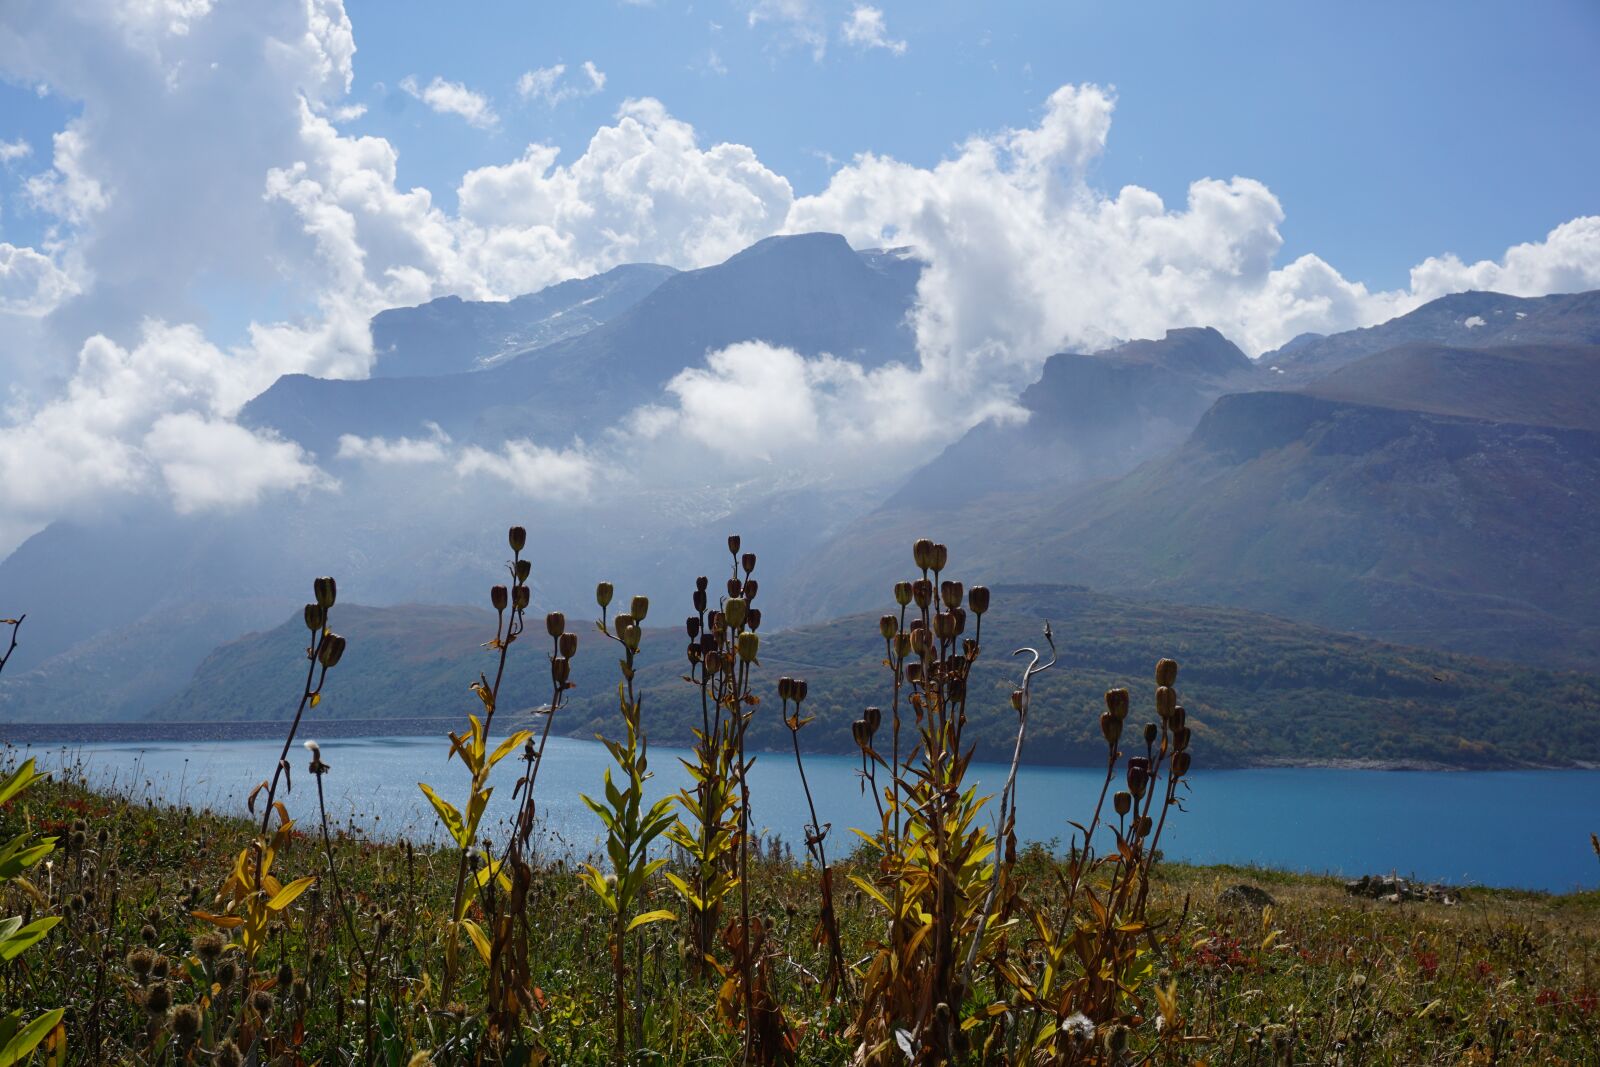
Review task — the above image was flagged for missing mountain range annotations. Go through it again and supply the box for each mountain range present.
[2,231,1596,750]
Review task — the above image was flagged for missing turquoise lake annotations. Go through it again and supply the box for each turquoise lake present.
[14,734,1599,893]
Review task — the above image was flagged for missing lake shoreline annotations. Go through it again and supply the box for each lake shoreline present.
[3,718,1596,772]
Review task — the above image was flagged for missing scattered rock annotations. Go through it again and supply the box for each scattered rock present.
[1344,874,1458,905]
[1218,884,1276,911]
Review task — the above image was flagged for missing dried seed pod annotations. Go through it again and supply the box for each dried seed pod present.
[695,575,709,593]
[1155,685,1177,720]
[1010,688,1025,713]
[934,612,957,641]
[514,559,532,583]
[508,525,527,553]
[692,588,708,613]
[727,577,743,599]
[1143,722,1158,746]
[171,1003,202,1040]
[1100,711,1122,745]
[1105,688,1130,719]
[940,580,963,609]
[742,578,758,600]
[1155,657,1178,688]
[906,662,924,685]
[512,586,530,611]
[1174,726,1191,752]
[619,624,641,652]
[551,657,571,683]
[894,581,913,607]
[558,632,578,658]
[703,651,723,675]
[595,581,614,608]
[748,608,762,630]
[913,538,936,571]
[793,679,808,703]
[1172,750,1192,778]
[968,585,990,615]
[851,719,872,750]
[629,595,649,622]
[318,633,346,669]
[728,534,741,556]
[545,611,565,638]
[314,576,337,609]
[145,982,172,1015]
[947,677,966,703]
[1126,757,1150,799]
[685,616,701,638]
[736,632,759,663]
[725,597,748,629]
[303,603,324,632]
[490,585,508,612]
[742,552,757,574]
[1170,705,1186,731]
[879,614,898,640]
[777,676,795,702]
[910,627,931,655]
[931,543,949,571]
[894,633,912,659]
[1134,815,1153,836]
[863,706,882,734]
[1113,791,1132,816]
[912,579,934,609]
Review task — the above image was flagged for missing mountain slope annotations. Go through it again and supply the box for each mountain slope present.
[146,590,1600,769]
[243,233,922,457]
[370,263,676,377]
[788,327,1262,617]
[1262,289,1600,382]
[793,334,1600,667]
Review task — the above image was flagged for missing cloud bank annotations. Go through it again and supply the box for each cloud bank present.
[0,1,1596,552]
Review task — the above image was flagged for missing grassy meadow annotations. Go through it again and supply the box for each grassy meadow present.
[1,533,1598,1065]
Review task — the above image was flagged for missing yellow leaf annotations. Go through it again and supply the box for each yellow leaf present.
[626,909,676,933]
[266,876,316,912]
[461,919,493,965]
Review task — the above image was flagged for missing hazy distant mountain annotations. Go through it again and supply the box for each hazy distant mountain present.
[244,233,922,457]
[796,328,1600,668]
[370,263,677,377]
[1261,289,1600,382]
[890,327,1260,500]
[788,327,1263,617]
[148,590,1600,769]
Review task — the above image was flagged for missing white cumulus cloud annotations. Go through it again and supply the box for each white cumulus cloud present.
[841,5,906,55]
[0,243,78,315]
[516,60,605,106]
[400,75,499,129]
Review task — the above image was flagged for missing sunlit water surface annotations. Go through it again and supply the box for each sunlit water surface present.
[16,734,1599,892]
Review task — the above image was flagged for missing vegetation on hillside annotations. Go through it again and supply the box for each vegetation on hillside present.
[3,531,1597,1065]
[156,587,1600,769]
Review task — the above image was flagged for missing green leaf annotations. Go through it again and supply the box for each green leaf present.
[0,761,42,808]
[0,917,58,962]
[0,1008,64,1067]
[626,909,676,933]
[418,783,468,848]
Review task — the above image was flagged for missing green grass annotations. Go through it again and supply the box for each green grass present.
[4,769,1596,1065]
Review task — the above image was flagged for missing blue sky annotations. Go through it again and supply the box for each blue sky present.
[0,0,1598,545]
[12,0,1592,290]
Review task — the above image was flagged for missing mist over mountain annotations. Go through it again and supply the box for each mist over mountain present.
[370,263,677,377]
[3,230,1597,732]
[242,233,922,458]
[1261,289,1600,382]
